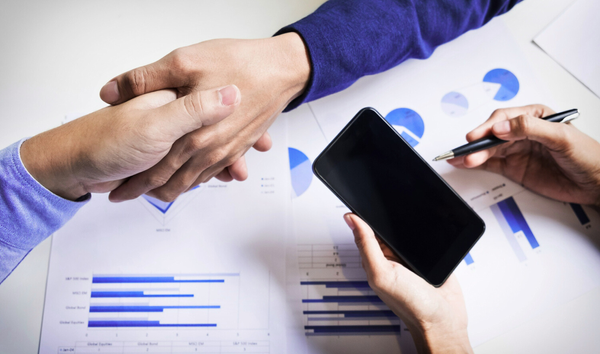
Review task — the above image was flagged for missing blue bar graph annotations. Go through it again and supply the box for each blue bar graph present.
[497,197,539,249]
[93,288,180,292]
[92,276,224,283]
[305,325,400,335]
[570,203,590,225]
[491,203,527,262]
[90,291,193,298]
[300,281,398,337]
[303,296,383,304]
[90,305,219,312]
[300,281,371,289]
[464,253,474,265]
[304,310,396,318]
[86,273,238,330]
[88,321,216,328]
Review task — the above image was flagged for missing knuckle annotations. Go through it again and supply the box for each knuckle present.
[124,68,149,96]
[144,174,170,191]
[152,190,177,203]
[487,108,508,125]
[151,177,192,203]
[541,104,554,113]
[530,104,544,114]
[169,48,193,73]
[490,108,509,121]
[515,115,531,134]
[164,158,182,175]
[223,153,239,167]
[164,191,181,203]
[491,108,504,117]
[532,103,552,116]
[206,149,227,167]
[183,91,206,120]
[555,125,572,148]
[183,134,209,155]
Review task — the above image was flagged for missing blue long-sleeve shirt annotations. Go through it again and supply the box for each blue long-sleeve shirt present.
[278,0,521,110]
[0,140,87,283]
[0,0,519,283]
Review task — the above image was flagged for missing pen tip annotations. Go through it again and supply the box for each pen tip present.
[433,151,454,162]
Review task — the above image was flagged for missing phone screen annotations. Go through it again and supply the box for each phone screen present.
[313,108,485,286]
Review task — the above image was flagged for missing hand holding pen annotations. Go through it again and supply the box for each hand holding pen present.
[439,104,600,208]
[433,108,579,161]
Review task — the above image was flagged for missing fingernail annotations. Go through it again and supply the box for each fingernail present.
[218,85,239,106]
[494,120,511,134]
[100,80,120,103]
[344,214,356,230]
[108,196,123,203]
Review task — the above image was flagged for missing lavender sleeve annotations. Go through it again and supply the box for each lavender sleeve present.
[277,0,521,110]
[0,140,88,283]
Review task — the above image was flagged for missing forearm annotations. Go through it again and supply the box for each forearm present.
[278,0,521,110]
[408,323,473,354]
[0,140,88,283]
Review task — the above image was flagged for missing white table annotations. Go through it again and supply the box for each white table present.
[0,1,598,353]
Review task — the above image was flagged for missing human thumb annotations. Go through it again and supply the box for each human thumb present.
[491,114,571,152]
[151,85,241,141]
[344,214,388,277]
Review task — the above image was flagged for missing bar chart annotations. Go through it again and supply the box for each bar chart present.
[464,253,474,265]
[88,273,239,329]
[570,203,591,227]
[490,196,538,262]
[301,280,400,336]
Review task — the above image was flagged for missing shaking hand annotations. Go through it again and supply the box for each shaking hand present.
[21,86,240,201]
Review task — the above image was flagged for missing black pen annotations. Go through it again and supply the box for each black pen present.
[433,109,580,161]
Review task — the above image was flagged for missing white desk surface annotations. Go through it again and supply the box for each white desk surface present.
[0,0,598,353]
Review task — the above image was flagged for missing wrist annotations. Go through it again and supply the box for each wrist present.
[20,129,88,201]
[409,324,473,354]
[269,32,311,101]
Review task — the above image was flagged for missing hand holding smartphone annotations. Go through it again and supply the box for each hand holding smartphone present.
[312,108,485,286]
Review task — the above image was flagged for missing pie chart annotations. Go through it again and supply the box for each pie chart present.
[289,147,312,198]
[483,68,520,101]
[441,92,469,117]
[384,108,425,147]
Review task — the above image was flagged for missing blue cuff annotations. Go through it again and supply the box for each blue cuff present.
[0,139,89,251]
[274,27,316,112]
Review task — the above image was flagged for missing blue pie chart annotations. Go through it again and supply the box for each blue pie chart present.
[441,92,469,117]
[289,147,312,198]
[483,68,519,101]
[385,108,425,147]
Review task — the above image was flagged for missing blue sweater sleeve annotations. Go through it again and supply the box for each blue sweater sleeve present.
[277,0,521,110]
[0,140,88,283]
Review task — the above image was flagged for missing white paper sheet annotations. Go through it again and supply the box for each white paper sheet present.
[534,0,600,97]
[284,18,600,351]
[39,120,290,354]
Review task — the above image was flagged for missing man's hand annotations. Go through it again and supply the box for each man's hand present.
[344,214,473,354]
[448,105,600,209]
[99,33,311,202]
[20,85,241,201]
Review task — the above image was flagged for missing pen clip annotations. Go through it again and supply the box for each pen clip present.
[559,111,579,123]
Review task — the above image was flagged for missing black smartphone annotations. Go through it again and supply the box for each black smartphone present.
[312,107,485,286]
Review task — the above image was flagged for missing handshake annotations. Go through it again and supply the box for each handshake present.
[20,34,311,202]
